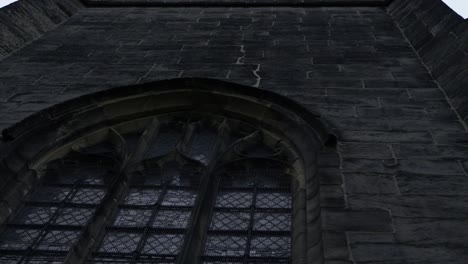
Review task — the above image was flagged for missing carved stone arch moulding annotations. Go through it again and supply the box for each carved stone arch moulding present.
[0,78,330,264]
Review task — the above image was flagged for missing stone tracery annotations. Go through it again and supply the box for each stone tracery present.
[0,79,328,264]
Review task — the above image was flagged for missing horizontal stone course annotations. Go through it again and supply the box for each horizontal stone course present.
[339,131,433,143]
[393,143,468,159]
[350,235,468,263]
[344,173,399,194]
[396,172,468,195]
[394,217,468,245]
[339,142,393,159]
[349,194,468,218]
[322,208,393,232]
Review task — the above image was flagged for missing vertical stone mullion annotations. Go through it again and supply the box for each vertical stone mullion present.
[64,121,160,264]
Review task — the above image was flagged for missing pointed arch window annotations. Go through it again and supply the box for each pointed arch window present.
[0,79,328,264]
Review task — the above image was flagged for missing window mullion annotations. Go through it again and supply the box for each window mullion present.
[13,181,79,263]
[64,121,160,264]
[131,183,169,259]
[177,120,231,264]
[243,182,258,264]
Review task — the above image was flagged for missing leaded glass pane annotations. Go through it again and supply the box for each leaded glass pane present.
[218,172,255,188]
[0,255,64,264]
[137,165,164,186]
[151,210,192,229]
[32,187,70,203]
[14,206,58,225]
[210,212,250,231]
[98,232,141,253]
[43,152,114,185]
[0,113,296,263]
[53,208,94,226]
[141,234,184,255]
[218,168,290,189]
[253,213,290,232]
[113,209,152,227]
[138,164,201,187]
[145,129,181,159]
[169,165,201,187]
[124,188,161,205]
[204,235,247,257]
[36,230,80,251]
[162,190,197,207]
[74,163,113,185]
[215,192,253,208]
[71,188,105,204]
[80,172,108,185]
[249,237,290,257]
[203,158,291,262]
[255,172,290,189]
[256,192,291,209]
[188,129,218,165]
[0,229,41,250]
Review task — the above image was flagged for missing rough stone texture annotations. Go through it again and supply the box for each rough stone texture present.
[84,0,389,7]
[388,0,468,124]
[0,1,468,263]
[0,0,84,59]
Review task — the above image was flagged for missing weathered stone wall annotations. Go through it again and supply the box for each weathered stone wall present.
[84,0,388,7]
[0,0,84,59]
[0,3,467,264]
[388,0,468,124]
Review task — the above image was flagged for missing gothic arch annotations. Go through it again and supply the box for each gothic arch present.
[0,78,330,264]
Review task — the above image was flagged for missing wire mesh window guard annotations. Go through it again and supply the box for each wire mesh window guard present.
[0,113,296,264]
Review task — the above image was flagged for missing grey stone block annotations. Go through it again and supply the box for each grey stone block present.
[344,173,398,194]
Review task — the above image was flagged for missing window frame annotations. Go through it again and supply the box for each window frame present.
[0,78,330,264]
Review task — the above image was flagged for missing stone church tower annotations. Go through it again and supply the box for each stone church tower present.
[0,0,467,263]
